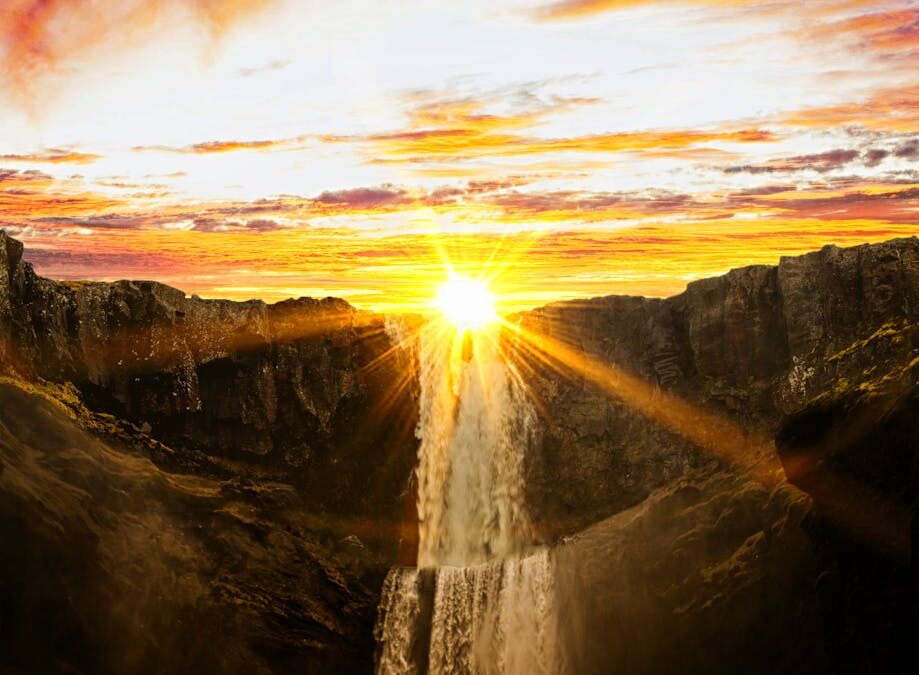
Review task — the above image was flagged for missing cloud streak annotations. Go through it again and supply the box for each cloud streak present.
[133,138,306,154]
[326,92,775,164]
[0,148,101,164]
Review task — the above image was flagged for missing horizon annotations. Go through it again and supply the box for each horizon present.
[5,226,914,316]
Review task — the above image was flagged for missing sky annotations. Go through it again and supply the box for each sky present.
[0,0,916,314]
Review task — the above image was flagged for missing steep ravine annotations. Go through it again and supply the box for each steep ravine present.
[2,230,918,673]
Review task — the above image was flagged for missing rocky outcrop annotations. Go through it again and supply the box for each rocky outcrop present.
[4,229,918,674]
[775,321,918,675]
[517,237,919,539]
[515,237,918,675]
[0,378,383,674]
[0,230,419,549]
[554,470,828,675]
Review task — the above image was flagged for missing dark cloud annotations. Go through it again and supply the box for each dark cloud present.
[864,149,889,167]
[725,149,860,174]
[894,139,919,159]
[314,186,411,208]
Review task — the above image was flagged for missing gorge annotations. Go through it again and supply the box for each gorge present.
[1,229,917,674]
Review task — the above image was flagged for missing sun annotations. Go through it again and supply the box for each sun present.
[435,276,497,330]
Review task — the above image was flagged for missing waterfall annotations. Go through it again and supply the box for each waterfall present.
[377,320,562,675]
[415,322,534,567]
[377,551,562,675]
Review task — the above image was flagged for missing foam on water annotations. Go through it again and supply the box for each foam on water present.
[377,550,562,675]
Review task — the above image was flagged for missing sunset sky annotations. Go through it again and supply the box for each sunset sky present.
[0,0,916,313]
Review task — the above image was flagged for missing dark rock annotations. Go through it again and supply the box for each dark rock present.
[0,230,419,554]
[516,237,919,540]
[3,229,919,674]
[554,471,829,675]
[0,379,383,675]
[776,324,919,675]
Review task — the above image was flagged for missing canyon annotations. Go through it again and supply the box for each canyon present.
[1,229,917,674]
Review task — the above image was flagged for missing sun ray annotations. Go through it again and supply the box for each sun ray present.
[499,317,910,560]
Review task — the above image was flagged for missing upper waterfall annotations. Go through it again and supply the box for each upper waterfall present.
[414,322,536,567]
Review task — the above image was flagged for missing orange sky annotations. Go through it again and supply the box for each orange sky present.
[0,0,916,314]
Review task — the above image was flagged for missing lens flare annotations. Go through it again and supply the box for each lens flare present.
[435,276,497,330]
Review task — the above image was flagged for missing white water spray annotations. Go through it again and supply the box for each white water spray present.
[415,323,534,567]
[376,320,563,675]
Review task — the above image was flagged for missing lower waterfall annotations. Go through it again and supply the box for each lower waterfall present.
[376,550,563,675]
[376,321,564,675]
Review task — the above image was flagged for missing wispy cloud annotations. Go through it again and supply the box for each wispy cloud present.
[133,137,309,154]
[325,90,774,164]
[531,0,740,22]
[0,0,277,104]
[724,149,862,174]
[236,59,290,77]
[0,148,101,164]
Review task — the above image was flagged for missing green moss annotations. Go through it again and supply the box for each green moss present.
[826,320,912,364]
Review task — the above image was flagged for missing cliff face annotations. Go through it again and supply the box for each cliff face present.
[517,237,918,675]
[3,230,918,674]
[517,237,919,538]
[0,379,383,675]
[2,229,421,674]
[0,231,418,537]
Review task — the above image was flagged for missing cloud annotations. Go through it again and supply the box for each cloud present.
[724,149,861,174]
[768,186,919,225]
[804,7,919,64]
[328,90,774,164]
[864,148,889,167]
[190,217,284,232]
[894,138,919,159]
[314,186,412,209]
[529,0,885,23]
[0,168,54,187]
[0,148,101,164]
[236,59,290,77]
[780,84,919,132]
[0,0,277,104]
[133,137,307,154]
[530,0,765,21]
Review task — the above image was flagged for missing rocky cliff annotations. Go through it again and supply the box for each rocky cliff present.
[0,378,387,674]
[2,229,918,674]
[1,228,419,674]
[517,237,919,539]
[0,230,418,542]
[516,237,918,675]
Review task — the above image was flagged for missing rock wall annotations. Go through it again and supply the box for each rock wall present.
[1,230,419,549]
[516,237,919,539]
[4,229,918,674]
[513,237,918,675]
[0,379,383,675]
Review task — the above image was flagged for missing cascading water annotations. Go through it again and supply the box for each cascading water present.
[376,322,564,675]
[415,322,533,567]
